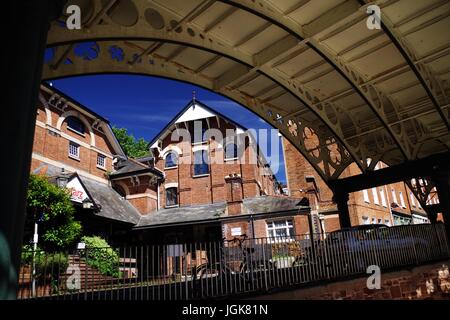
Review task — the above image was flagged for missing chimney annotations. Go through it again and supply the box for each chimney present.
[225,173,243,216]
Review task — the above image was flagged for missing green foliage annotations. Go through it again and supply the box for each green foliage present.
[112,126,150,158]
[81,236,120,277]
[21,245,68,279]
[21,244,43,264]
[36,252,69,277]
[26,174,82,251]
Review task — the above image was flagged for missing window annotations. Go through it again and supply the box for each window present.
[410,192,416,207]
[68,141,80,159]
[166,187,178,207]
[224,143,238,160]
[371,217,377,224]
[267,219,294,240]
[384,219,391,226]
[380,188,387,207]
[362,189,370,203]
[362,216,370,225]
[399,191,406,208]
[165,152,178,168]
[391,189,398,205]
[192,120,208,144]
[372,188,379,205]
[377,218,382,224]
[193,150,209,176]
[97,154,106,168]
[66,116,85,135]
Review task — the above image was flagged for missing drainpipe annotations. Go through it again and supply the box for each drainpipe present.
[157,180,160,210]
[250,215,256,239]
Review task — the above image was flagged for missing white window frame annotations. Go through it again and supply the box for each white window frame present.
[96,153,106,169]
[362,189,370,203]
[68,141,80,160]
[410,192,416,207]
[379,188,387,207]
[372,188,379,205]
[391,189,398,205]
[164,151,178,169]
[399,191,406,208]
[165,187,179,208]
[266,219,295,242]
[362,216,370,225]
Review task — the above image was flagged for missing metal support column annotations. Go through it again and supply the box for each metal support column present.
[333,190,352,229]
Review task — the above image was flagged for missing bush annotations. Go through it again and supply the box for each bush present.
[36,252,69,277]
[21,244,43,265]
[25,174,82,251]
[21,245,68,280]
[81,236,120,277]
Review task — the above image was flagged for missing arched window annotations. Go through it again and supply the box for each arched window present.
[224,143,238,160]
[66,116,85,134]
[165,151,178,168]
[166,187,178,207]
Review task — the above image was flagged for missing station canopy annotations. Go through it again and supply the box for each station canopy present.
[43,0,450,183]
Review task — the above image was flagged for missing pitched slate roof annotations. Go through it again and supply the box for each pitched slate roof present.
[109,157,164,179]
[35,163,307,228]
[134,196,309,229]
[34,162,141,225]
[243,196,307,214]
[80,177,142,224]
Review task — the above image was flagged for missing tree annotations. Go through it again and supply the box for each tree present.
[112,126,150,158]
[25,174,82,251]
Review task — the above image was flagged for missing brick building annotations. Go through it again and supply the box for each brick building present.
[111,99,310,243]
[282,138,436,233]
[30,83,143,244]
[30,84,310,245]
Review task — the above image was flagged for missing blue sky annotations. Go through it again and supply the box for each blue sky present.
[49,75,286,183]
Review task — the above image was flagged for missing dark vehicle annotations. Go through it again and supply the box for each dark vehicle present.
[320,223,430,273]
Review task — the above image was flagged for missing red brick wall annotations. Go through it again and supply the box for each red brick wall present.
[31,87,116,180]
[154,118,277,209]
[322,216,341,233]
[111,175,158,214]
[282,138,430,230]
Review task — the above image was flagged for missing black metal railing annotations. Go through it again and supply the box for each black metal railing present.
[17,223,450,300]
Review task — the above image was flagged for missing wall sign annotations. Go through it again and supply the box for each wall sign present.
[66,176,89,203]
[231,227,242,236]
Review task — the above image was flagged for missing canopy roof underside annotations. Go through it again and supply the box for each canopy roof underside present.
[43,0,450,183]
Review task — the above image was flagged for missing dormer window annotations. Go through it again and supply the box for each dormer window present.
[165,151,178,169]
[66,116,85,135]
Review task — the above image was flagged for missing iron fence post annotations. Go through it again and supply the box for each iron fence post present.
[408,225,419,265]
